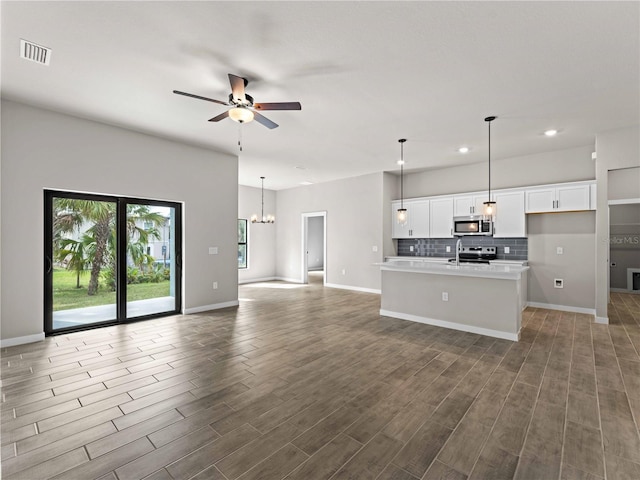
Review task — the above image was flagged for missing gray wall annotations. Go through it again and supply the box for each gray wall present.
[238,185,277,283]
[595,126,640,320]
[527,212,596,310]
[275,172,384,292]
[1,100,239,342]
[609,204,640,290]
[307,216,324,271]
[403,145,595,198]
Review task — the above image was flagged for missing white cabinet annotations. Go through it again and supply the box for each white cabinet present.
[391,199,430,238]
[453,194,489,216]
[429,197,454,238]
[590,183,597,210]
[493,190,526,237]
[525,182,592,213]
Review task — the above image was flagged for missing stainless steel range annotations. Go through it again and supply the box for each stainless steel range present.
[448,245,497,265]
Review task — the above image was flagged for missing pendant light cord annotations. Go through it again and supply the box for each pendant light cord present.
[400,141,404,210]
[488,119,491,199]
[261,176,265,220]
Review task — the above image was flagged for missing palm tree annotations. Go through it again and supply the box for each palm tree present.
[55,236,89,288]
[53,199,165,296]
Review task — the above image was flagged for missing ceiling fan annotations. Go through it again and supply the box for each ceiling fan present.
[173,73,301,129]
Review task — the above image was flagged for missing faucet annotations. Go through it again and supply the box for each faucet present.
[455,238,462,266]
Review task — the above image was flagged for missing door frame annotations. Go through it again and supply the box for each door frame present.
[301,211,326,284]
[44,190,183,335]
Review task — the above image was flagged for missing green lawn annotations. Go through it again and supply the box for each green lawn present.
[53,268,170,311]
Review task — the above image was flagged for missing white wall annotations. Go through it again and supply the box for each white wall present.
[238,184,277,283]
[275,173,384,292]
[527,212,596,311]
[1,100,238,343]
[403,145,595,199]
[307,216,324,270]
[595,126,640,321]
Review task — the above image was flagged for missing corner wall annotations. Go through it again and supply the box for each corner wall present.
[595,126,640,321]
[1,100,239,344]
[275,173,385,292]
[238,185,277,283]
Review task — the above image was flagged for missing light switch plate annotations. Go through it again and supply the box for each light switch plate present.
[446,246,451,253]
[504,246,510,254]
[556,247,563,255]
[372,246,378,252]
[209,247,218,255]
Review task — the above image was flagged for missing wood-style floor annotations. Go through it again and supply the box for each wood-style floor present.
[2,275,640,480]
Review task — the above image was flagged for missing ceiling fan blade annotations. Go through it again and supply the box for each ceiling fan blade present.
[253,111,278,129]
[173,90,228,106]
[208,110,230,122]
[228,74,247,103]
[253,102,302,111]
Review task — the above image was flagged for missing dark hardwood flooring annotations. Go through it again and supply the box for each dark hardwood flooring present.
[2,276,640,479]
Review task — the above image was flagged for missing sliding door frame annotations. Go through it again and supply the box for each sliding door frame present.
[44,190,182,335]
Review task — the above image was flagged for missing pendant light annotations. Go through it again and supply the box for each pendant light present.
[251,177,275,224]
[483,116,497,216]
[397,139,408,225]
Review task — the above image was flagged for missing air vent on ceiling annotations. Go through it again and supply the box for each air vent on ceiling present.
[20,39,51,66]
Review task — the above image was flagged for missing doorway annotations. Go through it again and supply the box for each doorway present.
[301,212,326,285]
[609,202,640,293]
[44,190,182,334]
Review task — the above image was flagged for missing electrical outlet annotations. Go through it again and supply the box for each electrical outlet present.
[504,246,510,254]
[446,246,451,253]
[372,246,378,252]
[556,247,563,255]
[209,247,218,255]
[409,246,414,252]
[341,269,346,275]
[442,292,449,301]
[213,282,218,290]
[554,279,563,289]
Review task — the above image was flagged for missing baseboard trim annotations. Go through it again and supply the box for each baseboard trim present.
[595,316,609,324]
[238,277,278,285]
[526,302,596,316]
[325,283,381,294]
[380,309,519,341]
[274,276,302,284]
[610,288,640,295]
[1,333,46,348]
[184,300,239,315]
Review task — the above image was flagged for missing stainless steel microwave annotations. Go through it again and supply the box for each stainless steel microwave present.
[453,215,493,236]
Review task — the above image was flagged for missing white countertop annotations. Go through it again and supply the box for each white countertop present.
[379,259,529,280]
[385,256,528,266]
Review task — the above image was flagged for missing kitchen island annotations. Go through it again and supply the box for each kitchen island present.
[379,259,529,341]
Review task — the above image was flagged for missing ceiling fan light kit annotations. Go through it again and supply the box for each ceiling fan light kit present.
[174,73,301,130]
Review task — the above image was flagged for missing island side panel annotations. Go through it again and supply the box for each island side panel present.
[380,270,522,340]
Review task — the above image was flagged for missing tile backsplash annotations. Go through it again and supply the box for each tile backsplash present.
[397,236,528,261]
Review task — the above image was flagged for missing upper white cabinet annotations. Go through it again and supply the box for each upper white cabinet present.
[453,194,488,216]
[493,190,526,238]
[391,199,430,238]
[525,182,592,213]
[429,196,454,238]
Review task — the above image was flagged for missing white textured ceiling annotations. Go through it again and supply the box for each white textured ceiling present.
[2,1,638,190]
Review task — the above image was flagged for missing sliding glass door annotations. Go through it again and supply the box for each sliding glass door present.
[45,191,182,334]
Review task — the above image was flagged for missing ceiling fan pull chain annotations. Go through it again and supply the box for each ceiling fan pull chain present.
[238,124,243,152]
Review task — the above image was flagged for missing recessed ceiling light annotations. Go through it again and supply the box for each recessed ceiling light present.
[544,129,558,137]
[300,181,313,185]
[295,166,306,170]
[458,146,470,154]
